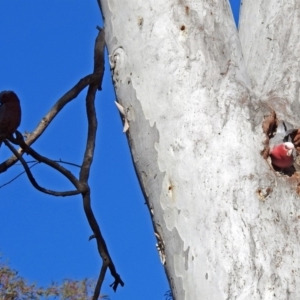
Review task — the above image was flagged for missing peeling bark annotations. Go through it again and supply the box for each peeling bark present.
[100,0,300,299]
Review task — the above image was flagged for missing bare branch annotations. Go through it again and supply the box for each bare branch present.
[9,132,85,193]
[79,28,124,297]
[93,265,108,300]
[56,159,81,168]
[4,140,80,197]
[0,74,99,174]
[19,159,81,168]
[0,159,80,189]
[26,73,99,144]
[80,28,105,182]
[0,26,123,298]
[0,162,39,189]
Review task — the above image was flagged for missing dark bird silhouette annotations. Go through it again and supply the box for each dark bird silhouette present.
[0,91,21,147]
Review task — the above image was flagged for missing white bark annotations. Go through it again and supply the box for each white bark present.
[101,0,300,299]
[239,0,300,125]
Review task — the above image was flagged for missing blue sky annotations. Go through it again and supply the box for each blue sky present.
[0,1,240,299]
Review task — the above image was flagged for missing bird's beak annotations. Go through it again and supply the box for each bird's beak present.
[287,149,293,156]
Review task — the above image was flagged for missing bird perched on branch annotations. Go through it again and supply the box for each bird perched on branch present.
[0,91,21,146]
[269,121,299,169]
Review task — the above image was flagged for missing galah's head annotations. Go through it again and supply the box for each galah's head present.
[270,142,295,168]
[283,142,295,156]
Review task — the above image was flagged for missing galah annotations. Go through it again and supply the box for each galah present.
[269,121,297,169]
[0,91,21,146]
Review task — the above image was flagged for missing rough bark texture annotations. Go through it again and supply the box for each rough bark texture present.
[239,0,300,125]
[101,0,300,299]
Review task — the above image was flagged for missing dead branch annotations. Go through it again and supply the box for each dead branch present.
[1,25,123,299]
[79,28,124,300]
[0,73,99,173]
[5,26,122,298]
[0,160,79,189]
[9,132,84,193]
[4,140,81,196]
[26,73,99,144]
[0,162,39,189]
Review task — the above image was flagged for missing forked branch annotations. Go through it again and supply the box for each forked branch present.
[0,73,99,173]
[4,139,81,197]
[1,27,123,299]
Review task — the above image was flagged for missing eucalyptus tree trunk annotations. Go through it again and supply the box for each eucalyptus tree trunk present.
[100,0,300,299]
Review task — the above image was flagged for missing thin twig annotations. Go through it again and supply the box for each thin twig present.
[15,160,39,165]
[0,159,80,189]
[18,159,81,168]
[9,132,85,193]
[0,162,39,189]
[4,140,81,197]
[57,159,81,168]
